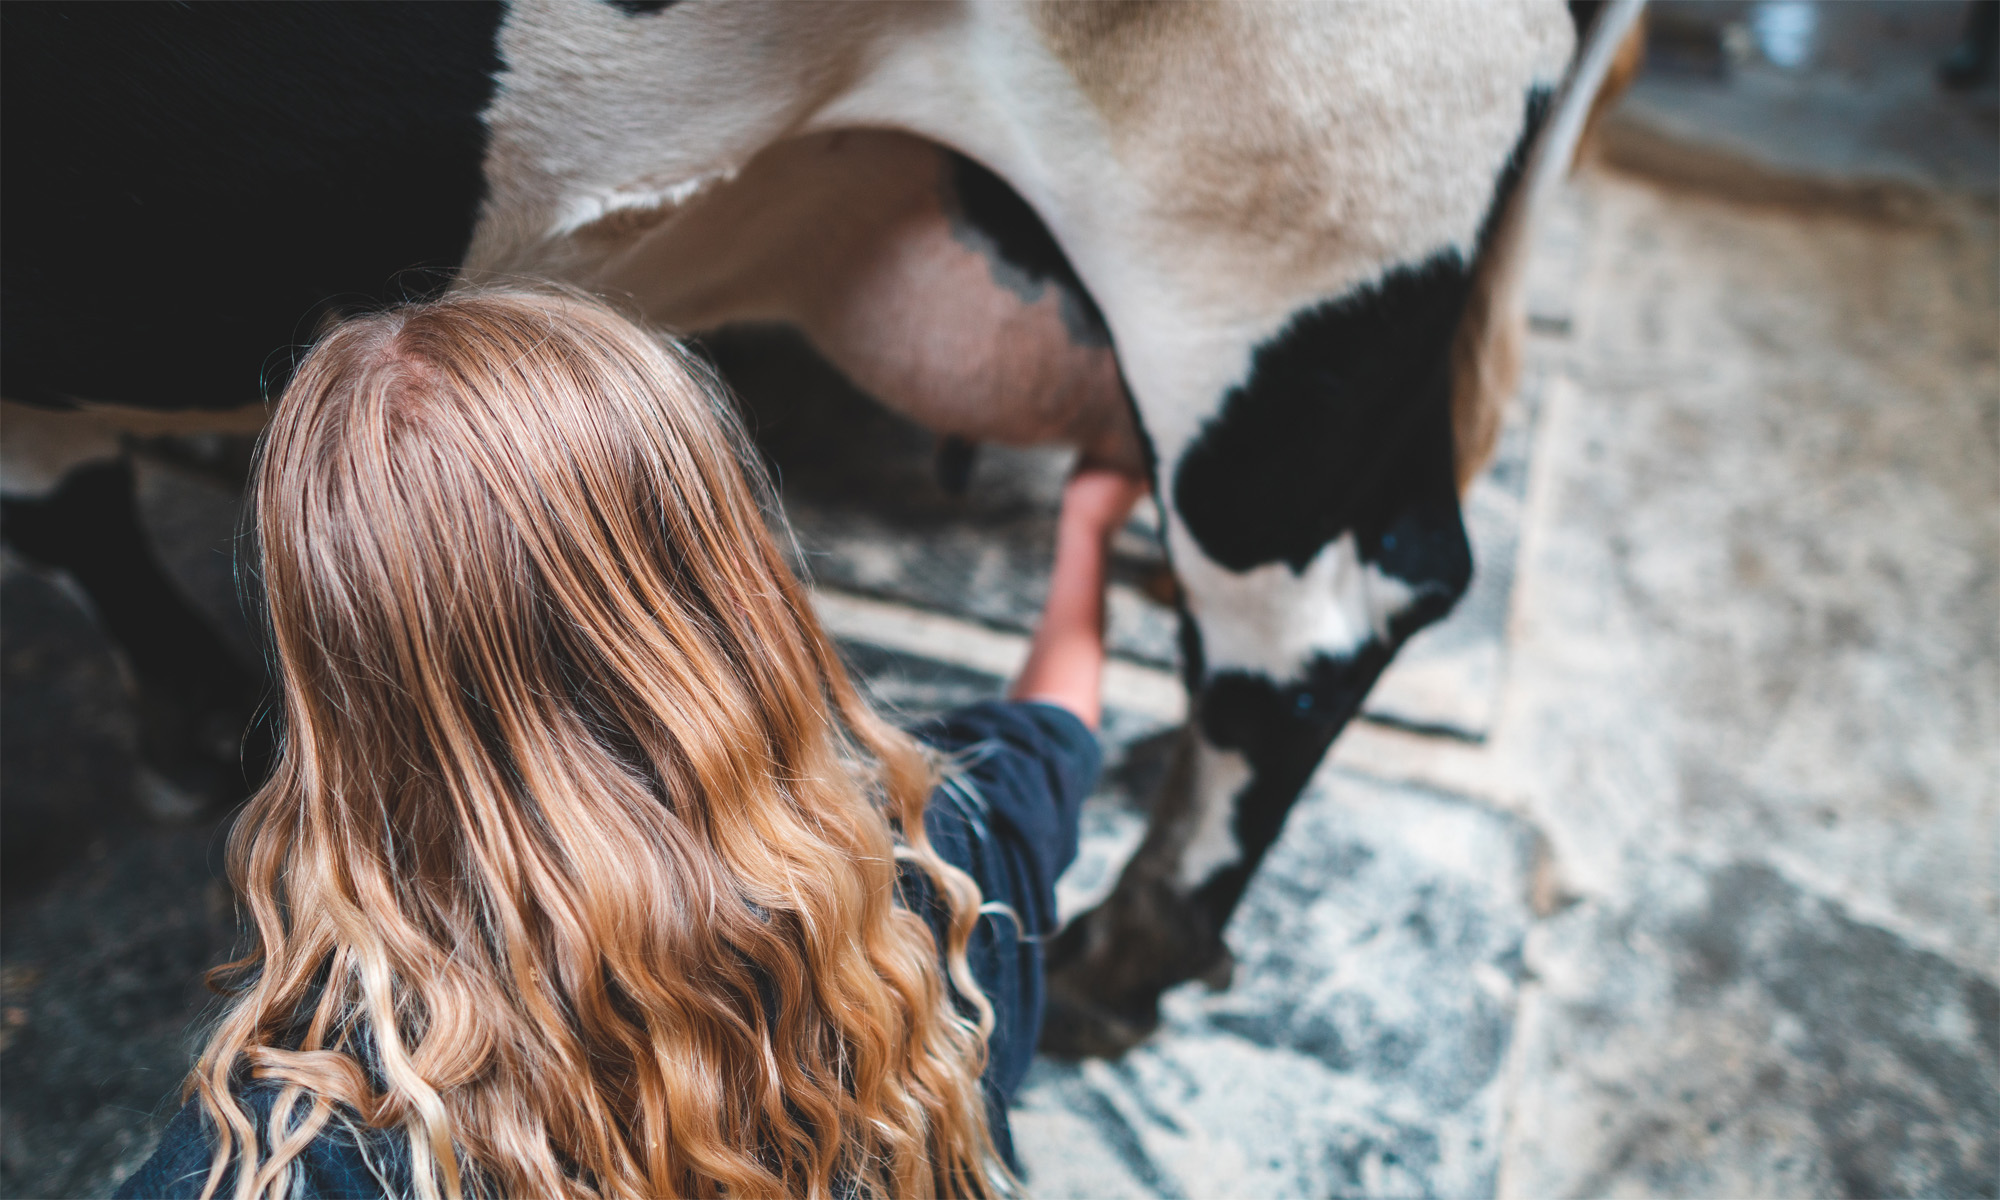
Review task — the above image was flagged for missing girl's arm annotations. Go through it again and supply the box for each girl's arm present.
[1009,463,1150,730]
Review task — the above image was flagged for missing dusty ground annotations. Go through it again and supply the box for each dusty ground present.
[3,4,1996,1196]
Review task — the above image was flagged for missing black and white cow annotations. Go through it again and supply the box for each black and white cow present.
[0,0,1641,1055]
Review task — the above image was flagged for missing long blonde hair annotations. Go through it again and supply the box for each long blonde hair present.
[194,288,1006,1200]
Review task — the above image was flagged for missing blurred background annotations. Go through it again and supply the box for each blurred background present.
[3,2,1994,1196]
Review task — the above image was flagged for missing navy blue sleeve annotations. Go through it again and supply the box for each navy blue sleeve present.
[115,1097,219,1200]
[116,1087,406,1200]
[913,699,1099,937]
[904,699,1102,1155]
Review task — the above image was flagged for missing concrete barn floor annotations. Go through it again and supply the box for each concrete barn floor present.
[4,8,1996,1195]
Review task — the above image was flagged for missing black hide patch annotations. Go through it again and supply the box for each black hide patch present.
[1172,252,1476,590]
[605,0,678,13]
[0,1,505,411]
[944,153,1111,348]
[1567,0,1607,39]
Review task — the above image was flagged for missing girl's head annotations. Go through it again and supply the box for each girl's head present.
[202,288,1002,1199]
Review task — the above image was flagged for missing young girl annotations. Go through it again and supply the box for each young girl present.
[117,289,1145,1200]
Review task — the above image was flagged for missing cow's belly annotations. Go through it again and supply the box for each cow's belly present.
[561,130,1143,472]
[802,174,1134,465]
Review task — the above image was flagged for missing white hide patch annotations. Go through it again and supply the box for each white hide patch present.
[1171,525,1419,684]
[549,166,738,238]
[1178,745,1255,889]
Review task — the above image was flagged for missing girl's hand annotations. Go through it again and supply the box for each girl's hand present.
[1058,463,1150,544]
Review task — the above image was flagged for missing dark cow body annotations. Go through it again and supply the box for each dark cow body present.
[2,1,503,411]
[1,0,1636,1061]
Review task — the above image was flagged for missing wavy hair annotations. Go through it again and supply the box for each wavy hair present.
[191,288,1006,1200]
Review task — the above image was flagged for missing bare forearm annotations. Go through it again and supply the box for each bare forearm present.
[1011,465,1147,729]
[1011,516,1115,728]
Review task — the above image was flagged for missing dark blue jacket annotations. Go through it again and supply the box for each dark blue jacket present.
[116,700,1099,1199]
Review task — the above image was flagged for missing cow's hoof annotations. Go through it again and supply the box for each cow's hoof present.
[1039,941,1238,1059]
[134,766,212,822]
[132,738,240,819]
[1036,881,1232,1059]
[1038,983,1159,1060]
[134,694,267,817]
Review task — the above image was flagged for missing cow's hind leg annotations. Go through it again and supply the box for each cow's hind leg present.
[2,458,265,815]
[1042,250,1482,1058]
